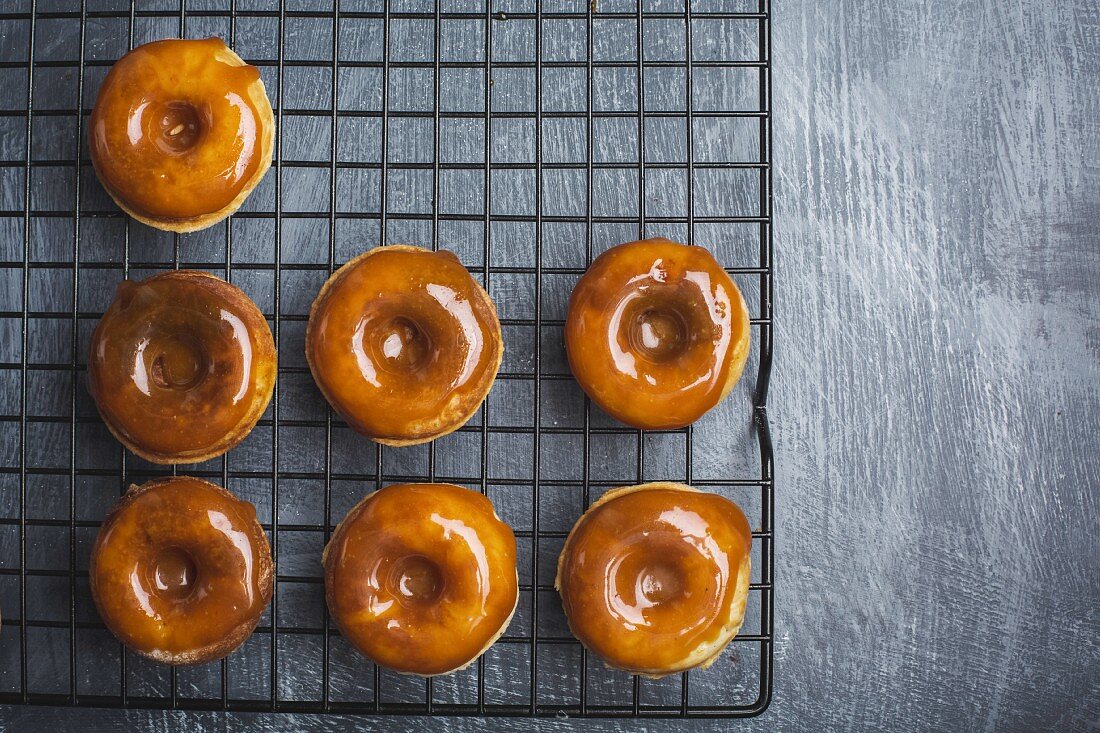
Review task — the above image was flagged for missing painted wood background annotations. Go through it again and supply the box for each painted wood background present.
[1,0,1097,730]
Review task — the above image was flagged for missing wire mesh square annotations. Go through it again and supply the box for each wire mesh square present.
[0,0,773,718]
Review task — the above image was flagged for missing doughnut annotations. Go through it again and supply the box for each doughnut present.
[323,483,518,676]
[306,245,502,446]
[88,270,276,465]
[565,237,751,429]
[89,476,273,665]
[89,37,274,232]
[555,482,752,677]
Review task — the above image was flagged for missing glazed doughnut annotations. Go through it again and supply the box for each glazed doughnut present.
[555,482,752,677]
[565,237,751,429]
[323,483,518,676]
[89,37,274,232]
[306,245,502,446]
[88,270,276,464]
[89,476,273,665]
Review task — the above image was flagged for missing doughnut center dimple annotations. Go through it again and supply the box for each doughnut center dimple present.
[390,555,443,605]
[156,102,203,153]
[375,316,433,374]
[630,307,688,362]
[149,334,207,391]
[636,561,685,606]
[150,546,198,601]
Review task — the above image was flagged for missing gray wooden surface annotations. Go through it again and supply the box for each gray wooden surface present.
[2,0,1098,730]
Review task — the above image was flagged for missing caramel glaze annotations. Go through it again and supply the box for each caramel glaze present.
[89,476,273,665]
[323,483,518,676]
[88,270,276,464]
[565,238,751,429]
[89,38,273,229]
[306,245,502,446]
[555,483,752,676]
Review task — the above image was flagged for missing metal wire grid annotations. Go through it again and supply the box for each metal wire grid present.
[0,0,773,718]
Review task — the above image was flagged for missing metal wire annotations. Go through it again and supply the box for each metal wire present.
[0,0,773,718]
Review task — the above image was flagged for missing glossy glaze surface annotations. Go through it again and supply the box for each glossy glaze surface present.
[306,246,502,444]
[324,483,518,675]
[89,38,268,220]
[88,270,276,463]
[566,238,751,429]
[556,484,752,674]
[89,477,272,663]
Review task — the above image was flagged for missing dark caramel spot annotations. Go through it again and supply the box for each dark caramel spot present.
[149,334,207,391]
[115,280,138,310]
[155,102,204,154]
[149,546,198,601]
[636,561,684,605]
[630,307,688,362]
[375,316,433,374]
[389,554,443,605]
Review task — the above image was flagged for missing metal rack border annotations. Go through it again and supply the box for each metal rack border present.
[0,0,774,718]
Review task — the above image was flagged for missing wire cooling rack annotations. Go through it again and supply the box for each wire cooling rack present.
[0,0,772,718]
